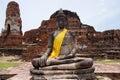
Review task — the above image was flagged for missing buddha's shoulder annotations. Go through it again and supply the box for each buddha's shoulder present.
[66,31,74,36]
[53,30,62,36]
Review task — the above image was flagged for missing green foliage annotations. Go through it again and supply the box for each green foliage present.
[0,62,20,69]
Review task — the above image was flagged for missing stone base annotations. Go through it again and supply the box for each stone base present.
[30,67,95,80]
[31,74,95,80]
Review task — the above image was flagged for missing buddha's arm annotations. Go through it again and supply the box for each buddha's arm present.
[64,31,77,58]
[68,47,76,57]
[43,32,54,57]
[41,48,51,57]
[39,32,54,66]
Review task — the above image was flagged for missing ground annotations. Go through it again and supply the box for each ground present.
[0,56,120,80]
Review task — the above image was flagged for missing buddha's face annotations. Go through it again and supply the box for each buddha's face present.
[56,16,67,29]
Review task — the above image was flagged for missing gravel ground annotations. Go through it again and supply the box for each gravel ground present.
[94,61,120,73]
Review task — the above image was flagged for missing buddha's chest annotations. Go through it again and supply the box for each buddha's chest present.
[53,31,74,55]
[53,31,72,45]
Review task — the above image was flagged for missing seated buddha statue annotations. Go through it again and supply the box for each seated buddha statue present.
[32,9,93,70]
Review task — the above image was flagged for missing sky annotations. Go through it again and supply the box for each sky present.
[0,0,120,34]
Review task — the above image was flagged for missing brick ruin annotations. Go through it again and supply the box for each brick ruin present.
[24,10,120,60]
[0,1,23,47]
[24,10,96,50]
[0,1,120,60]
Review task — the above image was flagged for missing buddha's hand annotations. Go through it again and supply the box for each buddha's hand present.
[39,55,47,67]
[56,53,74,60]
[56,55,66,60]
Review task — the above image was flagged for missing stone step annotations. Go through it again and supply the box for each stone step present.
[30,67,95,75]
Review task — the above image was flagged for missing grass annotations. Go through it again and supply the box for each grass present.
[97,76,105,80]
[0,56,22,69]
[0,62,20,69]
[96,59,120,64]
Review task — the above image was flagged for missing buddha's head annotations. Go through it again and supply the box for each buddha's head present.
[56,9,68,29]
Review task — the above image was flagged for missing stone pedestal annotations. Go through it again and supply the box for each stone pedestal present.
[30,65,95,80]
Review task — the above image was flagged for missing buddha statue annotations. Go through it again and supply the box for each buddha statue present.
[31,9,95,80]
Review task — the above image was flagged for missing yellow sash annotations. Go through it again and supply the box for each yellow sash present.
[49,28,67,58]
